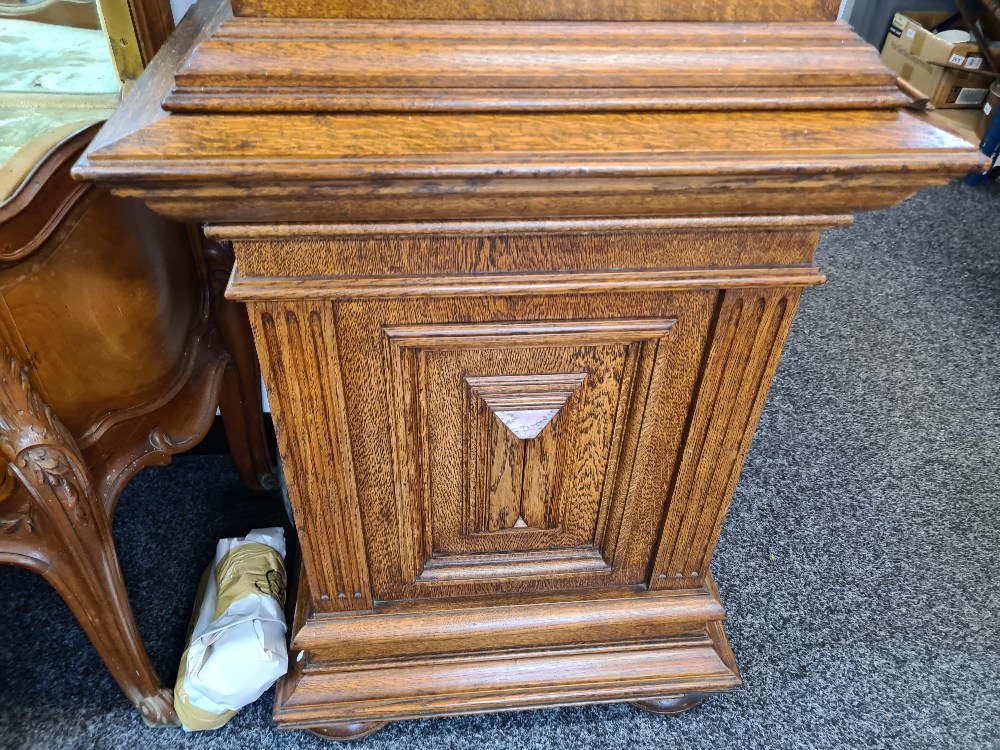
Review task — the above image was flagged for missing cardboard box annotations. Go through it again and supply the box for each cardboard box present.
[886,12,988,71]
[881,12,993,109]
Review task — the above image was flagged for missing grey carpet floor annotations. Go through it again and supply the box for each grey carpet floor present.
[1,180,998,750]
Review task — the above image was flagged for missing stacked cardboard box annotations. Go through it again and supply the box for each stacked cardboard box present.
[880,11,1000,182]
[881,12,994,109]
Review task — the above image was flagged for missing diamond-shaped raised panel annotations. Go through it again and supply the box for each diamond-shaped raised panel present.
[466,373,586,532]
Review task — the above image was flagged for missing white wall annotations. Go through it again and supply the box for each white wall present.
[170,0,197,23]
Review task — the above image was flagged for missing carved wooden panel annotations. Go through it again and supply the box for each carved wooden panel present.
[384,318,671,566]
[330,293,715,601]
[465,372,586,533]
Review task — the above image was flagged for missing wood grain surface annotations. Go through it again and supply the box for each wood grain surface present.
[231,0,840,22]
[166,18,902,113]
[2,111,273,726]
[78,108,981,223]
[0,125,226,728]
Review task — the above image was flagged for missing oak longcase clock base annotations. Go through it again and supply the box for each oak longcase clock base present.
[235,230,816,739]
[246,248,787,738]
[274,568,740,735]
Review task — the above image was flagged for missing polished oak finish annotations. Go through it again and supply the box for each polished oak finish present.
[229,0,841,21]
[165,20,907,113]
[75,0,983,738]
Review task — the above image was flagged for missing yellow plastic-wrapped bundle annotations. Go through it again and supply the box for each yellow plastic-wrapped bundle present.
[174,527,288,731]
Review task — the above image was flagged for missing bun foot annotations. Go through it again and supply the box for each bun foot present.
[631,694,706,715]
[308,721,388,741]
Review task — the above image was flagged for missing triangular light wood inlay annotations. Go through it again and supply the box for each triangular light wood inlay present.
[466,372,587,442]
[495,408,562,440]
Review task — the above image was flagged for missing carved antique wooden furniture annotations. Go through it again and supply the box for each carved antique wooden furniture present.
[76,0,982,739]
[0,0,273,727]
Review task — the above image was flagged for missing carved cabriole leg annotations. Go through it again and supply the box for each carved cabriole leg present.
[0,348,178,726]
[203,236,277,493]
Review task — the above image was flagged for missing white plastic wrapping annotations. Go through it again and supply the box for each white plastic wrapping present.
[174,527,288,731]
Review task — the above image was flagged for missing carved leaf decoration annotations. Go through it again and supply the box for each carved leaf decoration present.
[0,464,18,503]
[0,503,34,535]
[0,347,93,526]
[17,447,88,523]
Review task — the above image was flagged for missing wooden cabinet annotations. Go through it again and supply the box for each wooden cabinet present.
[313,292,710,600]
[229,233,809,733]
[76,0,982,738]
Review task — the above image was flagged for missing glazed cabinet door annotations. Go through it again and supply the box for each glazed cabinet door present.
[326,291,717,602]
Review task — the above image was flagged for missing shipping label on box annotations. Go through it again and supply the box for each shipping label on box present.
[886,12,985,72]
[882,22,993,109]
